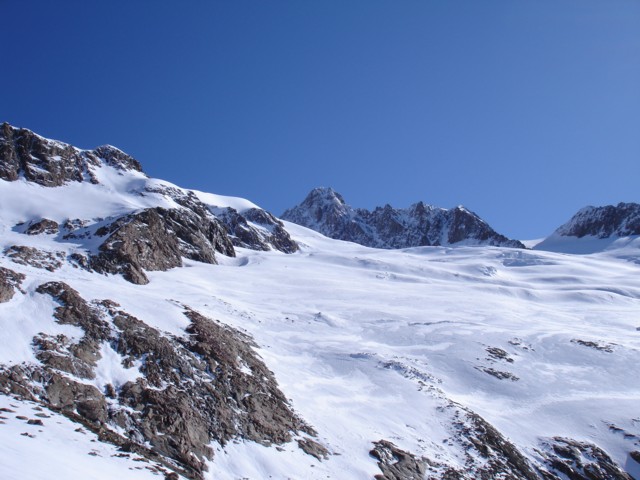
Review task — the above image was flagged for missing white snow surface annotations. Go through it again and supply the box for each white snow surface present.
[190,188,260,212]
[1,173,640,479]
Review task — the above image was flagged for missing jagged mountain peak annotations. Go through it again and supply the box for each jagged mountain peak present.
[304,186,346,204]
[282,187,524,249]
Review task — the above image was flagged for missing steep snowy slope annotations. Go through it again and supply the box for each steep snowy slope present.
[282,187,525,249]
[1,125,639,479]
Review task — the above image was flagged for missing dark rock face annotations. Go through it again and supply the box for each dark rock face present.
[34,282,111,381]
[25,218,60,235]
[92,144,143,172]
[554,203,640,239]
[537,437,633,480]
[370,440,428,480]
[296,437,329,460]
[91,207,235,285]
[5,245,65,271]
[282,187,524,249]
[0,123,142,187]
[216,207,299,253]
[0,266,25,302]
[0,284,320,479]
[456,411,540,480]
[376,407,542,480]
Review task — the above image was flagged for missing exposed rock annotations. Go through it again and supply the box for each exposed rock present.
[93,145,143,172]
[571,339,614,353]
[106,305,320,477]
[0,266,25,303]
[216,206,299,253]
[1,286,323,479]
[537,437,633,480]
[91,207,235,284]
[486,346,514,363]
[35,282,110,341]
[297,437,329,460]
[282,187,524,249]
[457,411,539,479]
[61,218,92,239]
[148,184,299,254]
[0,122,142,187]
[553,203,640,239]
[34,282,110,381]
[5,245,65,271]
[25,218,59,235]
[370,440,428,480]
[370,397,542,479]
[477,367,520,381]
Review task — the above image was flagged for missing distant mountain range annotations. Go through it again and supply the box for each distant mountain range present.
[281,187,526,249]
[281,187,640,254]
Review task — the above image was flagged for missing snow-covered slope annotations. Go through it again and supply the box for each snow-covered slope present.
[1,125,640,480]
[281,187,525,249]
[535,203,640,254]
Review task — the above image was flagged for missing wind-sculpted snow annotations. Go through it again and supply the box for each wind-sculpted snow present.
[282,187,525,249]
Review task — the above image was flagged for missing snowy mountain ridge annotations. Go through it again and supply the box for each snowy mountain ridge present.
[282,187,526,249]
[0,124,639,480]
[534,202,640,254]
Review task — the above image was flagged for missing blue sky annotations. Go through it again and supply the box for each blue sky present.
[2,1,639,239]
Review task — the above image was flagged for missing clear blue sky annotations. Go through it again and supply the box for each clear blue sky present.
[2,1,639,239]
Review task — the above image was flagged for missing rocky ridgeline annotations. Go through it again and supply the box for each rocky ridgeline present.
[282,187,525,249]
[0,123,298,284]
[213,206,299,253]
[0,122,142,185]
[553,203,640,239]
[0,282,324,479]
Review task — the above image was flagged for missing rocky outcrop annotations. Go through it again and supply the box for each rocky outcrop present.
[282,187,524,249]
[371,410,543,480]
[537,437,633,480]
[216,206,299,253]
[550,203,640,239]
[25,218,59,235]
[0,266,25,302]
[91,207,235,285]
[5,245,65,271]
[0,122,142,186]
[370,408,542,479]
[0,283,320,479]
[370,440,429,480]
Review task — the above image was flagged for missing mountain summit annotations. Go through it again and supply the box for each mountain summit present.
[0,122,143,186]
[282,187,525,249]
[535,202,640,253]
